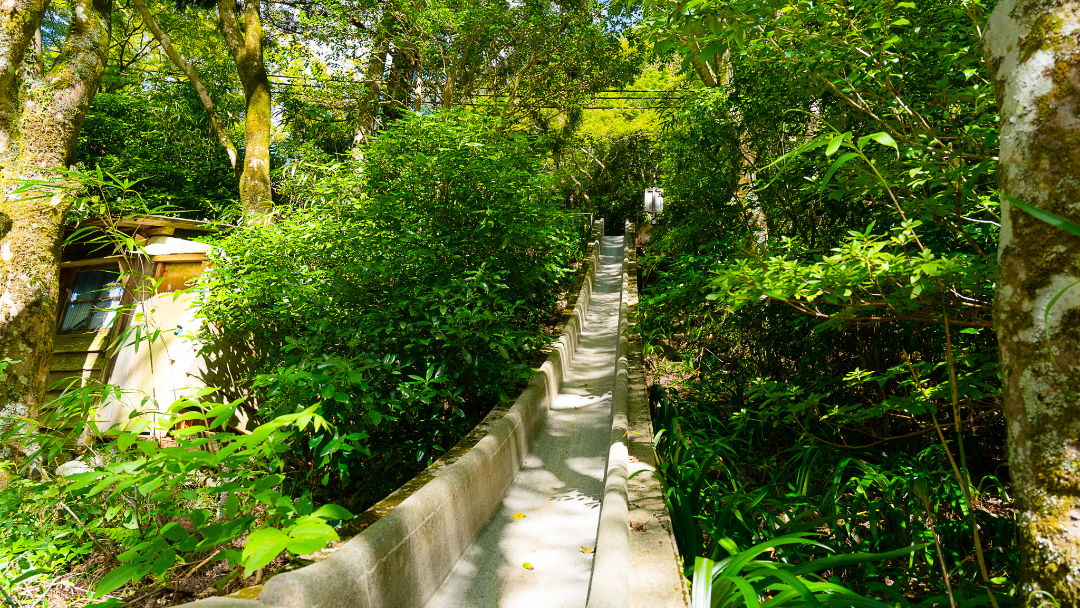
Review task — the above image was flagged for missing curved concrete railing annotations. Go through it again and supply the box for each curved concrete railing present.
[588,220,688,608]
[188,219,605,608]
[586,225,632,608]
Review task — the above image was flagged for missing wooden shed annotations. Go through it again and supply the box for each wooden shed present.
[52,215,237,434]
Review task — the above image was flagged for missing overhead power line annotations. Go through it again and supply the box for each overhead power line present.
[461,103,674,110]
[122,66,683,110]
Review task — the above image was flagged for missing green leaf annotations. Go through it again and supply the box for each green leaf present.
[152,549,178,576]
[691,556,718,608]
[116,432,138,452]
[1044,280,1079,344]
[285,521,338,555]
[241,528,291,577]
[117,541,152,562]
[825,134,844,157]
[821,153,860,189]
[869,131,898,150]
[66,471,106,491]
[91,564,139,598]
[311,504,355,521]
[9,568,50,586]
[160,522,190,542]
[1007,195,1080,238]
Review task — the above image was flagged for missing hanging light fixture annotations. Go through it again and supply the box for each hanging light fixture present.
[644,187,665,224]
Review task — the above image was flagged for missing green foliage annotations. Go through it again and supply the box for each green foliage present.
[555,63,683,230]
[287,0,645,115]
[653,391,1015,606]
[654,89,743,238]
[199,110,579,503]
[639,0,1001,432]
[690,544,916,608]
[638,0,1012,602]
[0,390,352,601]
[77,91,240,220]
[557,129,664,232]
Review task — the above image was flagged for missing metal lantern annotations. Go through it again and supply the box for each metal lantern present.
[644,187,665,224]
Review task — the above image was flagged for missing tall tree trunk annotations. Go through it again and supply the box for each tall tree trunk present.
[0,0,49,155]
[218,0,272,218]
[131,0,241,179]
[383,42,417,123]
[0,0,111,434]
[983,1,1080,603]
[351,14,391,155]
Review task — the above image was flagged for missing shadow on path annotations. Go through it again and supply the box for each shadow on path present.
[423,236,625,608]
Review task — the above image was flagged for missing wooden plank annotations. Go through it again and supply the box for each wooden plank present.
[47,368,105,391]
[50,351,106,372]
[73,215,227,233]
[60,255,124,269]
[52,330,112,353]
[149,253,208,263]
[158,262,206,293]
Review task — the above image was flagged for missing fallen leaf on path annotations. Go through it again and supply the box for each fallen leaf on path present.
[580,546,594,554]
[512,513,526,519]
[523,562,534,570]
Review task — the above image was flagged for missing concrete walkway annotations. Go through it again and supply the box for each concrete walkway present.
[424,236,625,608]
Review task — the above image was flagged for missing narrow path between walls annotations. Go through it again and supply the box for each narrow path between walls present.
[424,236,625,608]
[188,227,687,608]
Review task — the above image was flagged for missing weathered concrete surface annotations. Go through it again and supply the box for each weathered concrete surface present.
[424,236,626,608]
[102,292,205,433]
[585,240,631,608]
[621,223,689,608]
[183,599,263,608]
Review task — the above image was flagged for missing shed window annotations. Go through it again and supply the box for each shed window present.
[60,270,123,333]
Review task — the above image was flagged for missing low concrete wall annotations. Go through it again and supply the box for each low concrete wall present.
[587,221,688,608]
[186,219,605,608]
[621,222,689,608]
[586,226,632,608]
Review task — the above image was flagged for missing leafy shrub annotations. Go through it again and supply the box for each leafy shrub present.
[0,386,352,603]
[639,0,1012,602]
[198,109,579,503]
[652,389,1015,606]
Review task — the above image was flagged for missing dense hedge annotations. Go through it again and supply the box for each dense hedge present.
[198,111,580,504]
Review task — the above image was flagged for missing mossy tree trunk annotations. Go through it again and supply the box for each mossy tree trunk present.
[0,0,110,430]
[351,10,392,155]
[218,0,272,218]
[983,1,1080,603]
[383,38,418,123]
